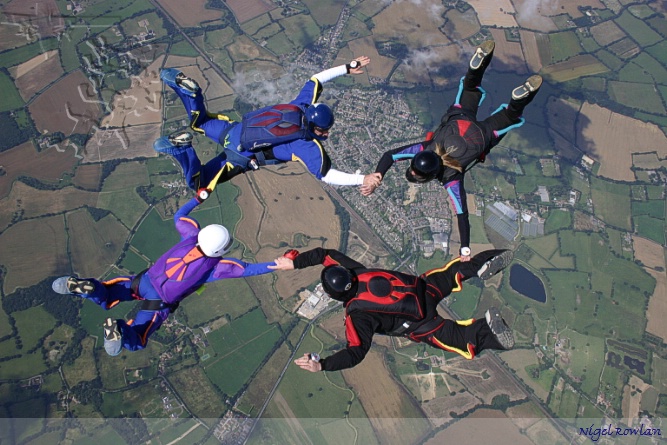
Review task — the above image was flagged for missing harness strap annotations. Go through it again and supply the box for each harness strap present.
[130,269,148,299]
[141,299,180,314]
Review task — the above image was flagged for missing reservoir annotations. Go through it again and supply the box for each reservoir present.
[509,264,547,303]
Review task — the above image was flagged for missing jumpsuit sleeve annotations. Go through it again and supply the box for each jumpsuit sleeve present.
[274,139,332,179]
[444,178,471,250]
[374,143,424,178]
[320,312,378,371]
[174,197,202,240]
[205,258,277,281]
[293,248,365,270]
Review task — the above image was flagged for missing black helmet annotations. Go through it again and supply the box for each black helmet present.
[406,150,441,183]
[321,265,355,301]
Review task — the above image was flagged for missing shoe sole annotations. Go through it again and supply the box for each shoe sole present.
[512,75,543,100]
[479,250,513,280]
[168,131,194,147]
[103,318,121,342]
[470,40,495,70]
[485,307,515,350]
[67,278,95,294]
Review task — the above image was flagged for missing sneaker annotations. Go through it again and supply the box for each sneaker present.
[485,307,515,350]
[511,75,543,101]
[160,68,200,97]
[52,276,95,294]
[477,250,513,280]
[168,130,193,147]
[469,40,495,70]
[103,318,122,356]
[52,276,72,294]
[103,318,121,342]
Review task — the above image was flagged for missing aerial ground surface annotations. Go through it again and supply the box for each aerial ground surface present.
[0,0,665,443]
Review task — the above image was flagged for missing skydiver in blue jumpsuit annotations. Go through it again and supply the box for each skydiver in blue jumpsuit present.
[156,57,380,194]
[368,41,542,261]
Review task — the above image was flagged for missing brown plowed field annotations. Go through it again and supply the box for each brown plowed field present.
[490,29,528,74]
[0,215,69,293]
[3,0,64,39]
[0,182,98,232]
[0,142,78,199]
[226,0,276,24]
[72,164,102,191]
[29,70,102,136]
[11,50,63,101]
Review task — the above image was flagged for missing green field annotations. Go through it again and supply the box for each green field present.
[563,330,605,397]
[549,31,583,63]
[281,14,321,50]
[545,209,572,233]
[182,277,259,326]
[0,70,24,113]
[634,215,666,245]
[0,38,59,69]
[590,177,631,230]
[303,0,344,27]
[14,306,56,350]
[609,81,666,114]
[130,207,182,262]
[614,11,663,46]
[632,200,665,219]
[119,248,149,274]
[449,282,482,319]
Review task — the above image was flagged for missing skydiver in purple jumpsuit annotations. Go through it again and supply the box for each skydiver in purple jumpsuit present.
[52,196,277,356]
[368,41,543,261]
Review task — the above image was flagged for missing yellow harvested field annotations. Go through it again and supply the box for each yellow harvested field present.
[426,410,534,445]
[342,349,430,444]
[634,236,667,342]
[490,29,528,74]
[542,55,609,82]
[155,0,222,27]
[467,0,518,28]
[348,37,395,80]
[0,215,69,293]
[500,349,548,401]
[578,103,667,181]
[100,57,164,127]
[373,0,450,48]
[443,8,481,41]
[622,375,650,420]
[233,163,340,298]
[520,30,543,73]
[226,0,276,24]
[82,123,161,163]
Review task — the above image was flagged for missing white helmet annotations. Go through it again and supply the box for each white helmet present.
[198,224,233,257]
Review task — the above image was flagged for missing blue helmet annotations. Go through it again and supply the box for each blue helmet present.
[305,103,335,136]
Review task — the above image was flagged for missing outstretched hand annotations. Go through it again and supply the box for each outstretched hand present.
[269,256,295,270]
[349,56,371,74]
[360,172,382,196]
[294,353,322,372]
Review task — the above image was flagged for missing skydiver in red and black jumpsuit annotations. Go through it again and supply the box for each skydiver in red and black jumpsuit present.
[272,247,515,372]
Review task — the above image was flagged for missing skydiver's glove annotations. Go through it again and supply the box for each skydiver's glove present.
[196,188,211,203]
[283,249,300,260]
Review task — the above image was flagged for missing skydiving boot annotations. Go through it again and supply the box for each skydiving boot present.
[103,318,122,356]
[153,131,193,155]
[511,75,543,102]
[52,276,95,294]
[477,250,513,280]
[469,39,495,71]
[485,307,515,350]
[160,68,200,97]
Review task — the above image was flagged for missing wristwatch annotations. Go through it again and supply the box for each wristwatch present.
[349,60,360,69]
[460,247,471,256]
[309,353,320,362]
